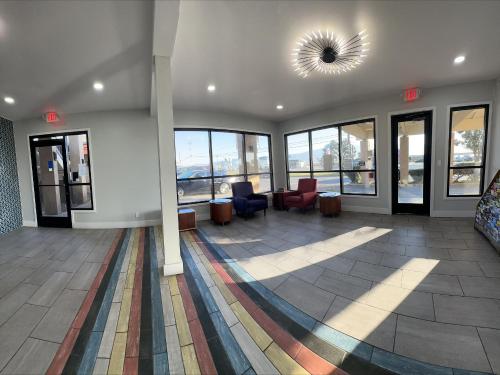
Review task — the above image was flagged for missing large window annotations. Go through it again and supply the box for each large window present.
[447,104,489,197]
[285,119,376,195]
[175,129,273,204]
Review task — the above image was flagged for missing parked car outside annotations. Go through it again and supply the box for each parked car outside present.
[177,170,239,198]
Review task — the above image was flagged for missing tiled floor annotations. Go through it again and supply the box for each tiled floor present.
[0,209,499,374]
[198,209,500,374]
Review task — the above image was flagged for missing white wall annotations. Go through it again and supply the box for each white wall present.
[14,109,162,228]
[14,108,279,227]
[173,109,279,219]
[277,80,497,216]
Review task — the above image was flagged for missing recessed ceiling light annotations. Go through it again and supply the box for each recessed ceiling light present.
[454,55,466,64]
[93,81,104,91]
[207,84,216,93]
[276,105,284,110]
[4,96,15,105]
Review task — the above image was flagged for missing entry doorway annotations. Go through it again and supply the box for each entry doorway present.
[29,137,72,228]
[391,111,433,215]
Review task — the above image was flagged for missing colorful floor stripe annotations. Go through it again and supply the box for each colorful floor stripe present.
[47,225,487,375]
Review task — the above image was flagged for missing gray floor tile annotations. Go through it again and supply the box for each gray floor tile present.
[97,303,120,358]
[31,289,86,343]
[395,315,491,372]
[67,262,101,290]
[0,304,48,370]
[350,261,403,287]
[165,325,185,375]
[93,358,109,375]
[434,294,500,329]
[477,327,500,375]
[275,275,335,320]
[459,276,500,299]
[479,262,500,277]
[28,272,73,307]
[315,268,372,300]
[0,338,59,375]
[0,283,38,326]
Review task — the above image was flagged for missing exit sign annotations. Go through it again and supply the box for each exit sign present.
[44,111,60,123]
[403,88,421,102]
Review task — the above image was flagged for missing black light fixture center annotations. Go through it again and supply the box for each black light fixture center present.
[321,47,337,63]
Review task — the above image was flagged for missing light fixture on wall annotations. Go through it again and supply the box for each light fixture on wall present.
[207,84,216,93]
[292,29,368,78]
[276,104,284,110]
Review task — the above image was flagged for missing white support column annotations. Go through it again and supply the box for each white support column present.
[154,55,183,276]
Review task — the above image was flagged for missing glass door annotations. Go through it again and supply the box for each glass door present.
[391,111,433,215]
[30,138,72,227]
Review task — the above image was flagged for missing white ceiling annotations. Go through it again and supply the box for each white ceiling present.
[2,1,500,123]
[0,0,153,121]
[172,0,500,121]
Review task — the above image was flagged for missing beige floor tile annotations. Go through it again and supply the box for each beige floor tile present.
[323,296,397,351]
[401,269,463,295]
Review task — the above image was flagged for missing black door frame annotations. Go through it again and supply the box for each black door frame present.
[391,110,433,215]
[30,138,72,228]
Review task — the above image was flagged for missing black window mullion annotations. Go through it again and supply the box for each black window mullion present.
[208,130,215,200]
[338,126,345,194]
[242,134,247,182]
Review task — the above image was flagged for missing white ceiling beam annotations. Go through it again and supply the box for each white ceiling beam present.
[151,0,180,116]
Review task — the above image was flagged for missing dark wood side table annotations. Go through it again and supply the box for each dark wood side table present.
[178,208,196,231]
[319,192,341,217]
[272,191,287,210]
[209,198,233,225]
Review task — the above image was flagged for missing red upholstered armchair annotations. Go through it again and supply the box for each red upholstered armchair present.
[284,178,318,210]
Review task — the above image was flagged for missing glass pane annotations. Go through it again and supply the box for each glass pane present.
[39,185,68,217]
[314,172,341,193]
[175,131,211,178]
[341,122,375,170]
[248,174,271,193]
[312,128,339,171]
[66,134,91,183]
[36,145,64,185]
[450,107,486,167]
[398,120,425,204]
[214,176,245,198]
[449,168,482,196]
[287,132,310,171]
[211,132,244,176]
[177,178,212,204]
[289,173,309,190]
[342,171,375,194]
[246,134,270,174]
[70,185,92,209]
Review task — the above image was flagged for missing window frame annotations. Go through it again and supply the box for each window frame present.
[446,104,489,198]
[28,130,94,211]
[174,128,274,205]
[284,118,377,196]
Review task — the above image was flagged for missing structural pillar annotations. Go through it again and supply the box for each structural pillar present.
[154,55,183,276]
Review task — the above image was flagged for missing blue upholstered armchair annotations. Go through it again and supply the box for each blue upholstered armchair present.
[231,182,268,218]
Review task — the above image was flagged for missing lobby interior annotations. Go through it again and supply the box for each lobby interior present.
[1,1,500,374]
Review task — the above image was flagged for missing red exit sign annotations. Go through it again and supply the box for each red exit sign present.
[403,88,421,102]
[44,111,60,123]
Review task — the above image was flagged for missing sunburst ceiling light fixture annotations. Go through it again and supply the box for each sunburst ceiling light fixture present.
[292,29,369,78]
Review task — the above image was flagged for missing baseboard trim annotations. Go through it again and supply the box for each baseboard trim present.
[342,205,391,215]
[431,210,475,218]
[73,219,162,229]
[23,220,37,227]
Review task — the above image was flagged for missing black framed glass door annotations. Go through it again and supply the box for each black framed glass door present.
[30,138,72,228]
[391,111,433,215]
